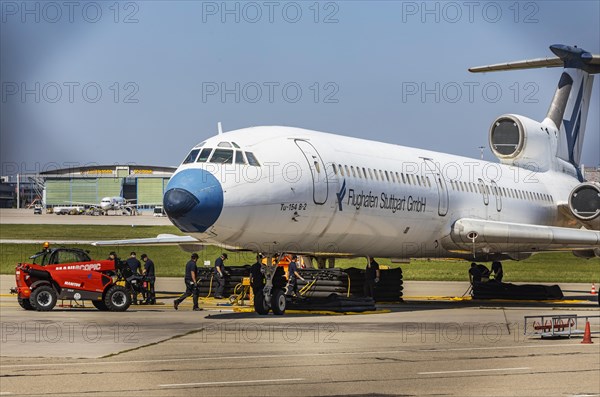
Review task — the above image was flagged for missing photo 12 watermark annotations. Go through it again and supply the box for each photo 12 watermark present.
[1,1,140,24]
[400,81,539,104]
[199,322,340,344]
[1,82,140,104]
[399,1,540,24]
[1,321,140,344]
[201,81,339,104]
[200,1,340,24]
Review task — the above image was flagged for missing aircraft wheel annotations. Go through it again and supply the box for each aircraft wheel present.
[254,291,270,315]
[271,289,286,315]
[30,286,57,311]
[104,285,131,312]
[18,296,34,310]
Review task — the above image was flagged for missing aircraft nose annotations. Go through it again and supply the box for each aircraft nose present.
[163,169,224,233]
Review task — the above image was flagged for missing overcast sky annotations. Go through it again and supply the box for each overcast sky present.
[1,1,599,175]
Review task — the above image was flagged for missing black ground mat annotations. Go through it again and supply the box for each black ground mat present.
[472,281,564,300]
[287,295,376,312]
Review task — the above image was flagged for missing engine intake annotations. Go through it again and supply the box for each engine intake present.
[489,114,555,171]
[569,182,600,221]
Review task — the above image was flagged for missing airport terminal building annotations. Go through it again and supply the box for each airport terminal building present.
[0,165,176,209]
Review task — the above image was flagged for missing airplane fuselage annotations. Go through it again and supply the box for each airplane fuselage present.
[164,126,581,258]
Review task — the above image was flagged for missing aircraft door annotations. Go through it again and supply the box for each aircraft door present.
[478,178,489,206]
[423,159,449,217]
[295,140,329,205]
[490,180,502,212]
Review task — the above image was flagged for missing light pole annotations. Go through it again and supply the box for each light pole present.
[478,146,485,160]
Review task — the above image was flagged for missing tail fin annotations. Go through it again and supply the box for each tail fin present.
[470,44,600,179]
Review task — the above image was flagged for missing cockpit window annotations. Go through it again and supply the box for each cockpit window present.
[182,149,200,164]
[232,142,241,148]
[245,152,260,166]
[196,148,213,163]
[197,142,206,148]
[235,151,246,164]
[217,142,232,148]
[210,149,234,164]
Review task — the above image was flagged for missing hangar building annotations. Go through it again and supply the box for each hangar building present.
[38,165,176,208]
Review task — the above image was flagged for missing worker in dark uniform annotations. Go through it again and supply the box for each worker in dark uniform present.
[469,263,491,284]
[126,252,142,304]
[286,255,305,297]
[214,253,228,299]
[127,252,141,274]
[141,254,156,304]
[249,254,265,298]
[364,256,380,298]
[469,263,481,284]
[491,261,504,282]
[174,253,201,311]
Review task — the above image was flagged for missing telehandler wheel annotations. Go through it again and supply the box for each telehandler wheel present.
[104,285,131,312]
[92,300,109,311]
[30,286,58,311]
[18,296,34,310]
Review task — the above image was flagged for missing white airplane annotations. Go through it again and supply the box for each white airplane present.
[66,196,139,215]
[96,44,600,313]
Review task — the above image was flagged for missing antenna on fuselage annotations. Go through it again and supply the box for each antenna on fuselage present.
[217,122,223,135]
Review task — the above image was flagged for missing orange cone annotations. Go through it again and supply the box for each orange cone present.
[581,321,593,344]
[591,284,597,295]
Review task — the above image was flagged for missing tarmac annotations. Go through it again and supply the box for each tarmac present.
[1,275,599,396]
[1,209,599,396]
[0,208,173,226]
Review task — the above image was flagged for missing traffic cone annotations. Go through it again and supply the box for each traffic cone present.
[581,321,593,344]
[591,283,597,295]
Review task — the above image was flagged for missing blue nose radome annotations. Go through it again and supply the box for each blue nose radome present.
[163,169,224,233]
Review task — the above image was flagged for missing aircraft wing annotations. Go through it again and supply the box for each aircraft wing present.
[448,218,600,253]
[92,234,201,246]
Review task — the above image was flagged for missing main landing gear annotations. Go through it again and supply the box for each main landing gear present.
[254,254,287,315]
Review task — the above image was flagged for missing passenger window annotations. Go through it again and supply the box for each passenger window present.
[182,149,200,164]
[332,164,338,174]
[210,149,234,164]
[245,152,260,166]
[339,165,345,176]
[351,166,356,177]
[197,148,213,163]
[390,172,396,183]
[235,151,246,164]
[368,169,374,179]
[345,165,350,176]
[385,171,390,182]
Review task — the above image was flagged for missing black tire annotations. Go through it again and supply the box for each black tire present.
[92,300,109,311]
[18,297,34,310]
[272,289,286,315]
[104,285,131,312]
[254,291,269,315]
[30,285,57,311]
